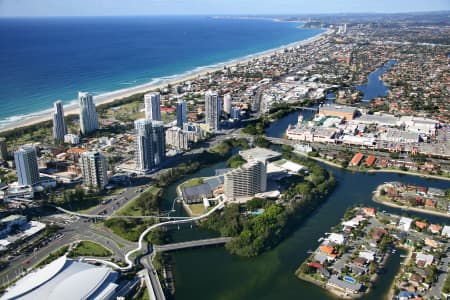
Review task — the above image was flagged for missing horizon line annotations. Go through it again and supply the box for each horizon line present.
[1,10,449,18]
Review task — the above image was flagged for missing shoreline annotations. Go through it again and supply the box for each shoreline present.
[0,27,331,133]
[293,150,450,182]
[372,189,450,219]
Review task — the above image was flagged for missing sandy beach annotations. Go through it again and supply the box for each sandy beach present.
[0,28,331,133]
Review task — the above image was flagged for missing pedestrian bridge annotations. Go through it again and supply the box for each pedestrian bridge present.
[153,237,232,252]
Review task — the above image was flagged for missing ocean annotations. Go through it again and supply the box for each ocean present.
[0,16,323,128]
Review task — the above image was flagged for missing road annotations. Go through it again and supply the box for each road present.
[140,255,166,300]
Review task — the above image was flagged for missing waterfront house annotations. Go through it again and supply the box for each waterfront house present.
[327,275,362,294]
[327,233,346,245]
[428,224,442,234]
[319,245,338,261]
[362,207,376,217]
[359,251,376,262]
[424,199,437,208]
[364,155,376,167]
[441,225,450,237]
[415,221,427,231]
[397,291,420,300]
[349,153,364,167]
[307,262,323,269]
[427,187,445,197]
[398,217,413,231]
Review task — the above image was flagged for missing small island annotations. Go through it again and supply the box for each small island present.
[373,182,450,218]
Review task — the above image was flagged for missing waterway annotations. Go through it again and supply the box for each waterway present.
[159,110,449,300]
[357,60,397,101]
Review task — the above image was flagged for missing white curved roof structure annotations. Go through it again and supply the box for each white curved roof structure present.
[1,256,118,300]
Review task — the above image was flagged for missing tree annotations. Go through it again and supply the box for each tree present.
[227,154,246,168]
[253,136,271,148]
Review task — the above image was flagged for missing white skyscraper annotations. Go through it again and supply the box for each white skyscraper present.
[80,151,108,190]
[176,99,187,128]
[224,159,267,199]
[205,91,221,131]
[14,145,40,186]
[223,94,232,114]
[52,100,67,142]
[79,92,99,135]
[166,127,189,150]
[144,92,161,121]
[134,119,165,173]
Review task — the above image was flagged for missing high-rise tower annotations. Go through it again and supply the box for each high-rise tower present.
[205,91,221,131]
[144,92,161,121]
[79,92,99,135]
[14,145,40,186]
[80,151,108,190]
[52,100,68,142]
[176,99,187,128]
[134,119,165,172]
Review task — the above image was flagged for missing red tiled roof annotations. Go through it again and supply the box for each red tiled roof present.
[365,155,376,167]
[350,153,364,165]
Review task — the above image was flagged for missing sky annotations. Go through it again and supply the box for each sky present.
[0,0,448,17]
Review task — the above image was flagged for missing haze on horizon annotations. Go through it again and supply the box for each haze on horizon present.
[0,0,448,17]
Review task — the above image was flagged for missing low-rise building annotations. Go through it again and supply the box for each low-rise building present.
[398,217,413,231]
[319,105,357,120]
[0,215,27,237]
[327,275,362,294]
[1,256,119,300]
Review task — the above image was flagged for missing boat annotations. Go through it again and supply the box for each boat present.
[318,237,324,242]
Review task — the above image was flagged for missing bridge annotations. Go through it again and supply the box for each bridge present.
[266,136,297,146]
[153,237,232,253]
[55,206,191,220]
[294,106,319,112]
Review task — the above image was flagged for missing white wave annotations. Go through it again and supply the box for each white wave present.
[0,28,328,130]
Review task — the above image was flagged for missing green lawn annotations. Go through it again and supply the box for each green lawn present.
[69,241,112,258]
[180,178,204,189]
[187,203,206,216]
[115,186,162,216]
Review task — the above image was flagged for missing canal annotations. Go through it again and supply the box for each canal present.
[357,60,397,101]
[161,111,449,300]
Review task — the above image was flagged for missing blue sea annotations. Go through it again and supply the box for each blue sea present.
[0,16,323,127]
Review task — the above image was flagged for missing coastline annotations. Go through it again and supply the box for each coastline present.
[0,27,331,133]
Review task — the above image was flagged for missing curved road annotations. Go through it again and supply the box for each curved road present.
[84,200,226,271]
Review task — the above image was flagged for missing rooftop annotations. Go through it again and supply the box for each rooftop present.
[319,104,357,114]
[239,147,281,163]
[1,256,118,300]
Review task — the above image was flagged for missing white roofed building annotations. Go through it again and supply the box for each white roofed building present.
[398,217,413,231]
[0,255,118,300]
